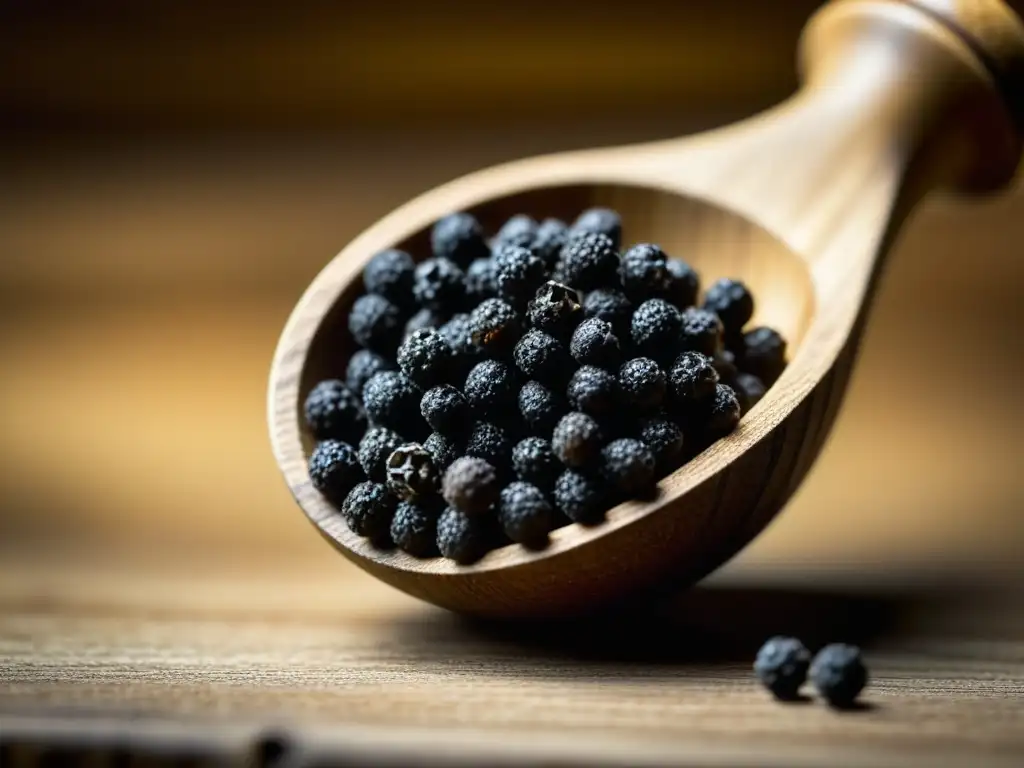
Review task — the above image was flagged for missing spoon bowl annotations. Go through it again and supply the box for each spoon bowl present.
[270,0,1024,617]
[288,181,815,616]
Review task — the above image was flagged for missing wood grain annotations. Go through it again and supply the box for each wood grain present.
[267,0,1024,617]
[1,559,1023,767]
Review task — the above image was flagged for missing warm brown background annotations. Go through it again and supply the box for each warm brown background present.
[2,2,1024,764]
[2,0,1021,581]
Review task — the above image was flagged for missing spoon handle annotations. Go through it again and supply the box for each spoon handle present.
[903,0,1024,133]
[639,0,1024,266]
[798,0,1024,193]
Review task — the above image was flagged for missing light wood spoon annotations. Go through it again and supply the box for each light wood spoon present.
[269,0,1024,618]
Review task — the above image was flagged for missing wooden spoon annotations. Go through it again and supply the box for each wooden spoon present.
[269,0,1024,618]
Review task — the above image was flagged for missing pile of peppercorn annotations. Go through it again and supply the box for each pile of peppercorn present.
[304,208,787,563]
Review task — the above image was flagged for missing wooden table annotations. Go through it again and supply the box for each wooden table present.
[2,548,1022,768]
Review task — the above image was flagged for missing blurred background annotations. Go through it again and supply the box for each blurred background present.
[1,0,1022,606]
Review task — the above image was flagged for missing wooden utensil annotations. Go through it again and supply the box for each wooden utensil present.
[269,0,1024,618]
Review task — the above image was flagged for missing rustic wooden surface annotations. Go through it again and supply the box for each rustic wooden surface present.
[2,554,1023,767]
